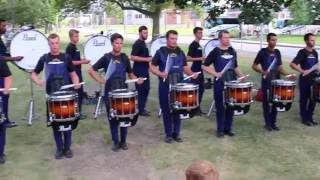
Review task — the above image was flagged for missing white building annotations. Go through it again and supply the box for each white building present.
[123,10,152,25]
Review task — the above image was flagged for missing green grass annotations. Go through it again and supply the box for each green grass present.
[1,34,320,180]
[246,35,306,45]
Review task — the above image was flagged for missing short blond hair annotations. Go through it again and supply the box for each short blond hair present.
[48,33,59,40]
[69,29,79,38]
[185,160,219,180]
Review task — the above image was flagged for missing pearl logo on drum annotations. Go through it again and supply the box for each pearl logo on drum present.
[93,39,106,46]
[22,33,37,41]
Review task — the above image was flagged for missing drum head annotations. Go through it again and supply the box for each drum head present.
[271,79,296,86]
[172,83,199,90]
[10,30,49,71]
[150,37,166,57]
[204,39,220,57]
[49,91,76,100]
[109,89,137,97]
[226,81,254,88]
[84,35,112,66]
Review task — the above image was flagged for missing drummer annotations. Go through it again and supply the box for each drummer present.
[290,33,318,126]
[88,33,144,152]
[187,27,206,115]
[202,30,246,138]
[0,19,23,128]
[252,33,296,131]
[130,26,152,116]
[150,30,198,143]
[65,29,90,119]
[31,33,80,159]
[0,55,14,164]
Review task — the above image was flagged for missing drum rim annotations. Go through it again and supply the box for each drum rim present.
[172,83,199,90]
[10,29,49,72]
[83,34,111,65]
[271,79,296,86]
[108,89,137,97]
[225,81,254,88]
[48,91,78,100]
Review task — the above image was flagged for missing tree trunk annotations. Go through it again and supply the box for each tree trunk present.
[151,6,162,40]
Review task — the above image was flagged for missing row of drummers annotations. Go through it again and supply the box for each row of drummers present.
[104,34,320,135]
[33,30,320,156]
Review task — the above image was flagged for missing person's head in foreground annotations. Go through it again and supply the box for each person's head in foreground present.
[185,160,219,180]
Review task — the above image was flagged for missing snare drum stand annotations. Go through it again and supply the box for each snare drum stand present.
[207,81,216,117]
[93,71,105,119]
[25,72,38,125]
[207,98,216,117]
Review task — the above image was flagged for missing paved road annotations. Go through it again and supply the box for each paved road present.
[125,34,319,60]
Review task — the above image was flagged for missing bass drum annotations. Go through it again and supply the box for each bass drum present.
[10,30,50,71]
[84,35,112,66]
[150,36,166,57]
[203,38,220,57]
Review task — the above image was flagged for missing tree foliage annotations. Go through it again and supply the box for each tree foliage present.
[0,0,59,27]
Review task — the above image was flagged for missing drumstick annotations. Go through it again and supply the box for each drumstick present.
[125,78,147,84]
[237,74,250,81]
[0,88,18,92]
[303,63,319,76]
[285,74,295,78]
[184,72,202,80]
[263,57,277,79]
[216,60,233,81]
[59,82,85,90]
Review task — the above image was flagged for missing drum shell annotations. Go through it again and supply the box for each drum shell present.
[108,89,138,118]
[225,81,253,106]
[171,83,199,110]
[47,91,79,122]
[271,80,296,103]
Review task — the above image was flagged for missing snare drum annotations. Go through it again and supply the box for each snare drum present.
[225,81,254,106]
[271,80,296,103]
[108,89,138,118]
[313,77,320,102]
[47,91,79,122]
[171,83,199,110]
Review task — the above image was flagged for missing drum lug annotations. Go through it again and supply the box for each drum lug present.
[110,109,116,118]
[173,101,182,110]
[49,113,55,122]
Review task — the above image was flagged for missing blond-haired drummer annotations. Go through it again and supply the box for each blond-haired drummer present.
[32,33,80,159]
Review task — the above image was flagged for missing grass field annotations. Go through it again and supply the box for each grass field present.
[245,35,306,45]
[1,34,320,180]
